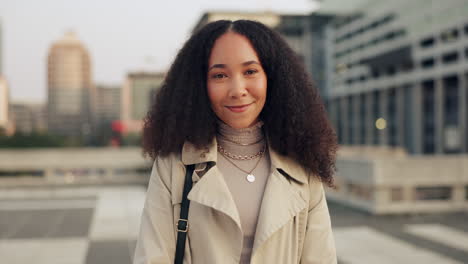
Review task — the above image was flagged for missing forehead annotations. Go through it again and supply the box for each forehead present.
[208,32,260,65]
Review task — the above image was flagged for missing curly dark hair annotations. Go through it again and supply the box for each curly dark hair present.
[142,19,338,186]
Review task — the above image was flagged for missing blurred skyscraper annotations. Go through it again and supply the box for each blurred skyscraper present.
[0,77,9,133]
[275,14,336,98]
[47,31,95,138]
[120,72,164,134]
[9,101,47,134]
[0,18,3,76]
[0,19,11,135]
[324,0,468,155]
[95,85,121,126]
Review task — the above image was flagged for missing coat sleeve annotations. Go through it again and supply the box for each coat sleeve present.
[300,182,337,264]
[133,157,177,264]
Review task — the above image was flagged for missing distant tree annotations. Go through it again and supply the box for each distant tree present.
[89,120,115,147]
[121,132,142,147]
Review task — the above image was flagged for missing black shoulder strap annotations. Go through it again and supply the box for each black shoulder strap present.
[174,164,195,264]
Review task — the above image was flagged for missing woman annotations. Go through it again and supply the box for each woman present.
[134,20,338,264]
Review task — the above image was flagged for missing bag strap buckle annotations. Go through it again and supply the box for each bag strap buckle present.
[177,219,189,233]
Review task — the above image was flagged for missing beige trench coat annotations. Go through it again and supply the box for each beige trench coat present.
[134,139,337,264]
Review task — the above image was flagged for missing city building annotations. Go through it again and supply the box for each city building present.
[93,85,121,145]
[324,0,468,155]
[0,76,9,134]
[0,20,10,135]
[120,72,164,133]
[275,13,337,98]
[274,15,308,61]
[0,18,3,75]
[95,85,121,126]
[275,0,370,99]
[47,31,95,138]
[316,0,468,214]
[9,101,47,134]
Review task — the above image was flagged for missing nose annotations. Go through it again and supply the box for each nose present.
[228,75,247,99]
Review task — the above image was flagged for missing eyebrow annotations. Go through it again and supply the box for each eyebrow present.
[208,60,260,71]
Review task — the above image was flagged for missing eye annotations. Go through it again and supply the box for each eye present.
[245,69,258,75]
[211,73,227,79]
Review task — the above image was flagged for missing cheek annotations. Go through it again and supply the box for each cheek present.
[207,83,224,108]
[252,78,267,102]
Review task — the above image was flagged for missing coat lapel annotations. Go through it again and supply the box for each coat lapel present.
[187,166,242,230]
[181,140,242,231]
[252,149,309,255]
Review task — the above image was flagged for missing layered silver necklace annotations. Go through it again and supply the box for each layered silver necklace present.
[217,143,266,183]
[216,121,266,183]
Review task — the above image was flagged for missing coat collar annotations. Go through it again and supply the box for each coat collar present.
[182,138,309,258]
[181,138,309,184]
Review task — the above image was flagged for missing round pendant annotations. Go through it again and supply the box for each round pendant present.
[246,174,256,183]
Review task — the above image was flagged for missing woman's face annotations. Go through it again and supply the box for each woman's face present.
[207,32,267,129]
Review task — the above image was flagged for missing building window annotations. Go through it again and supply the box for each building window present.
[440,28,459,43]
[421,58,435,69]
[371,69,380,78]
[388,89,397,146]
[348,96,354,144]
[420,37,435,48]
[347,182,373,200]
[403,85,414,153]
[387,66,396,76]
[384,31,396,41]
[422,80,435,154]
[370,21,379,29]
[390,187,404,202]
[465,47,468,59]
[380,14,395,26]
[443,75,460,153]
[371,38,379,46]
[443,76,459,126]
[442,51,459,64]
[464,24,468,36]
[394,29,406,38]
[414,186,452,200]
[466,185,468,200]
[401,61,414,72]
[337,99,343,144]
[372,91,380,145]
[359,94,366,144]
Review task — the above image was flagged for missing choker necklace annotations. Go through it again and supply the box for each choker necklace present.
[218,148,265,183]
[217,144,265,160]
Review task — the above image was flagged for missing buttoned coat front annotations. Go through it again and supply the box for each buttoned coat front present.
[133,139,337,264]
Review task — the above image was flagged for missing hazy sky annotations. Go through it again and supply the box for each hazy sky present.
[0,0,319,103]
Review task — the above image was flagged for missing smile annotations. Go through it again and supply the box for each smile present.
[225,103,253,113]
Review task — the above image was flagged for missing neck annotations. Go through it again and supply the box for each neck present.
[216,120,265,156]
[217,120,264,145]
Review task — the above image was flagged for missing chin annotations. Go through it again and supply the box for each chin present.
[225,119,257,129]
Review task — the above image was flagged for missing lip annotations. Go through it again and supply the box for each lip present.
[225,103,253,113]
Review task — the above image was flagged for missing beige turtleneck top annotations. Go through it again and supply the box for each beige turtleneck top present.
[216,121,271,264]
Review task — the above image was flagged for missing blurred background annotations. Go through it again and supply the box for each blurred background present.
[0,0,467,263]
